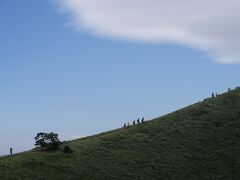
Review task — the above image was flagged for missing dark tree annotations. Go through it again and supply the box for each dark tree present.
[35,132,61,150]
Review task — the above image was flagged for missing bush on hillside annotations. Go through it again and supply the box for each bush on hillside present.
[34,132,61,150]
[63,145,73,154]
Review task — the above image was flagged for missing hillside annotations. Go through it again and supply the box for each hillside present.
[0,89,240,180]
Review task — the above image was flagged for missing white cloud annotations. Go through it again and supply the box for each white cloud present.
[56,0,240,64]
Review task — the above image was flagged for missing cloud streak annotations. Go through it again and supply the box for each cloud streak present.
[56,0,240,63]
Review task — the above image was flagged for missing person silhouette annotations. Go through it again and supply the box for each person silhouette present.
[133,120,136,125]
[141,117,145,123]
[137,118,140,124]
[123,123,126,128]
[10,148,13,156]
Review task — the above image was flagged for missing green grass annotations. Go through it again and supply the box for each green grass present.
[1,89,240,179]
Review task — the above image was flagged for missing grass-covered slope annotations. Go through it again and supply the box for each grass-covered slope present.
[1,89,240,180]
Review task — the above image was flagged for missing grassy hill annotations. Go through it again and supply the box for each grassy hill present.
[1,88,240,180]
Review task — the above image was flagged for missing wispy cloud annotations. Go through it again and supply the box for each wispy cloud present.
[56,0,240,64]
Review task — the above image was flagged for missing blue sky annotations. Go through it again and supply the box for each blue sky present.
[0,0,239,155]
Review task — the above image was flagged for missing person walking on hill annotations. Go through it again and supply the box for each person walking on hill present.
[123,123,126,128]
[137,118,140,124]
[133,120,136,125]
[10,148,13,156]
[141,117,145,123]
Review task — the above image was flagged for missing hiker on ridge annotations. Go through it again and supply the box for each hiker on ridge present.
[10,148,13,156]
[141,117,145,123]
[137,118,140,124]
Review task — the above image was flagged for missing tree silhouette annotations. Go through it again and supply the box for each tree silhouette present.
[34,132,61,150]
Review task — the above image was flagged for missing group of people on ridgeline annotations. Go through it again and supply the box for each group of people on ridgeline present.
[123,117,145,128]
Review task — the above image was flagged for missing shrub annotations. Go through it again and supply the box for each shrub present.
[63,145,73,154]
